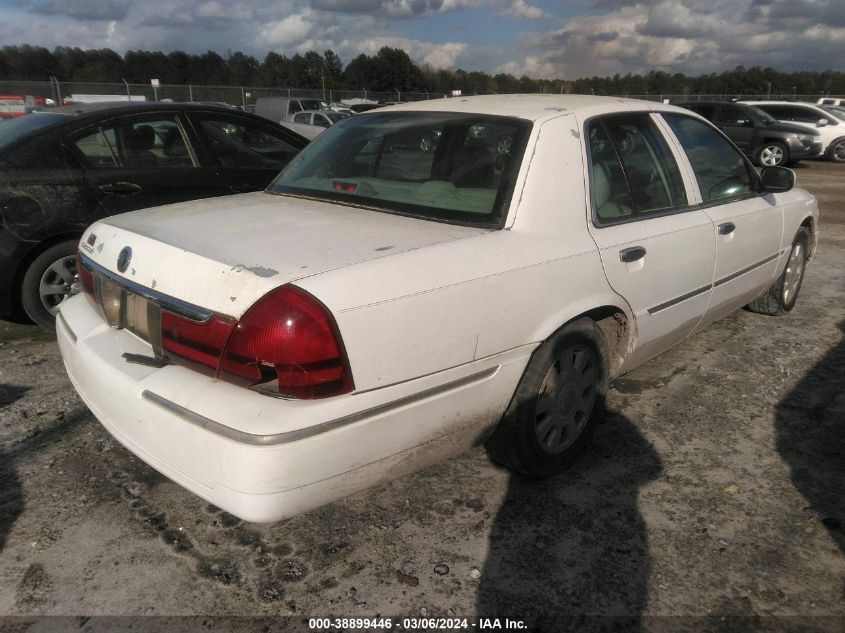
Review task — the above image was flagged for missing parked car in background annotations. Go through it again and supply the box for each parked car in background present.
[0,102,308,327]
[676,101,822,166]
[58,95,818,522]
[741,101,845,163]
[817,97,845,107]
[254,96,328,123]
[276,110,351,141]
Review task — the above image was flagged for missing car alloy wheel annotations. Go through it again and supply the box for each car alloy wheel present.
[830,139,845,163]
[782,240,805,305]
[39,255,80,316]
[534,344,599,455]
[760,144,785,166]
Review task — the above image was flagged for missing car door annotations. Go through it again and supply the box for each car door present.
[68,112,224,219]
[584,113,716,369]
[714,105,756,151]
[189,113,308,193]
[660,113,784,326]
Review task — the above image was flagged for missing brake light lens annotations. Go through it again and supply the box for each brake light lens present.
[161,311,236,376]
[77,251,95,297]
[219,285,353,399]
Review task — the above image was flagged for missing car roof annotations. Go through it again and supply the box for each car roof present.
[37,101,245,119]
[740,101,821,108]
[372,94,694,122]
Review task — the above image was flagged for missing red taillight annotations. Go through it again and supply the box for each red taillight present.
[332,180,357,193]
[218,285,353,399]
[161,311,236,376]
[77,251,95,297]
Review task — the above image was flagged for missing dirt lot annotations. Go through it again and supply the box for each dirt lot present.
[0,161,843,632]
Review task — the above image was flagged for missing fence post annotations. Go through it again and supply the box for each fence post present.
[241,86,245,108]
[188,85,193,102]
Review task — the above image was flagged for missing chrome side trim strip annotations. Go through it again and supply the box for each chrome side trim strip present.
[56,312,77,344]
[647,284,711,315]
[647,251,781,315]
[713,252,780,288]
[141,366,500,446]
[79,253,215,322]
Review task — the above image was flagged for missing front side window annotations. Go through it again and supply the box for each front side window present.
[663,114,756,203]
[72,116,195,169]
[197,118,300,169]
[588,114,687,223]
[717,106,753,126]
[271,111,531,228]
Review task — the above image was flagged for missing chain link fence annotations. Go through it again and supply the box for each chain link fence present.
[1,80,841,107]
[0,80,446,107]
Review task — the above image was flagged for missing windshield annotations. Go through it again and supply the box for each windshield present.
[270,111,531,228]
[300,99,327,111]
[746,105,778,125]
[822,106,845,121]
[0,113,68,152]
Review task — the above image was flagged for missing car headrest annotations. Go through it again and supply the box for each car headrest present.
[128,125,156,151]
[593,163,610,208]
[162,127,188,156]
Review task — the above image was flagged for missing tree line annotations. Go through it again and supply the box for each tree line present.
[1,44,843,97]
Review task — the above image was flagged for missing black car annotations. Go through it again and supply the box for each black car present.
[675,101,823,168]
[0,102,308,327]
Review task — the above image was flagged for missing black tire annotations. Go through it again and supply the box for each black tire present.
[746,227,810,316]
[827,137,845,163]
[485,318,608,478]
[21,240,81,329]
[754,141,788,167]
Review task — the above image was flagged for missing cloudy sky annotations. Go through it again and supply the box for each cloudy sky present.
[1,0,843,78]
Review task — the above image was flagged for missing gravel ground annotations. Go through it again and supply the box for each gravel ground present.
[0,161,843,632]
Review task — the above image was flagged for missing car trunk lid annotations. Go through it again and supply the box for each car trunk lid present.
[80,191,487,317]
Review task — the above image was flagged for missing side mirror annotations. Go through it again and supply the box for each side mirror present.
[817,118,829,127]
[760,166,795,193]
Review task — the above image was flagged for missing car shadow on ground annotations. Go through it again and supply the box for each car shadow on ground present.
[476,405,661,632]
[0,383,90,554]
[0,384,30,553]
[774,320,845,557]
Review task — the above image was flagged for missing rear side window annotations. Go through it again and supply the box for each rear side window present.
[663,114,756,203]
[72,116,196,169]
[588,114,687,223]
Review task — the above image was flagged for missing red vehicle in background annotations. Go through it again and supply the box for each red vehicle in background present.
[0,95,46,118]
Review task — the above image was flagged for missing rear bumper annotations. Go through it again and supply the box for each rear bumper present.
[57,293,531,522]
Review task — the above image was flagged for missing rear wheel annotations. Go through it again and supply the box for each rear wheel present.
[485,318,608,477]
[746,227,810,316]
[21,240,81,329]
[755,142,788,167]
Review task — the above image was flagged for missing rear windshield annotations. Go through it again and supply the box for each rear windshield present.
[270,111,531,228]
[0,113,67,152]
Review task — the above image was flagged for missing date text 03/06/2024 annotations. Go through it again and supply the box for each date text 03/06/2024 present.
[307,618,528,630]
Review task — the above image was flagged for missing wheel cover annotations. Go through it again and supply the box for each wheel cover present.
[782,242,805,304]
[760,145,784,166]
[832,140,845,162]
[534,344,599,454]
[39,255,80,316]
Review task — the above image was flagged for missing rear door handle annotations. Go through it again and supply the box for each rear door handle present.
[619,246,646,263]
[718,222,736,235]
[99,182,142,195]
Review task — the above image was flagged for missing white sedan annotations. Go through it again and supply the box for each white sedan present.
[57,95,819,523]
